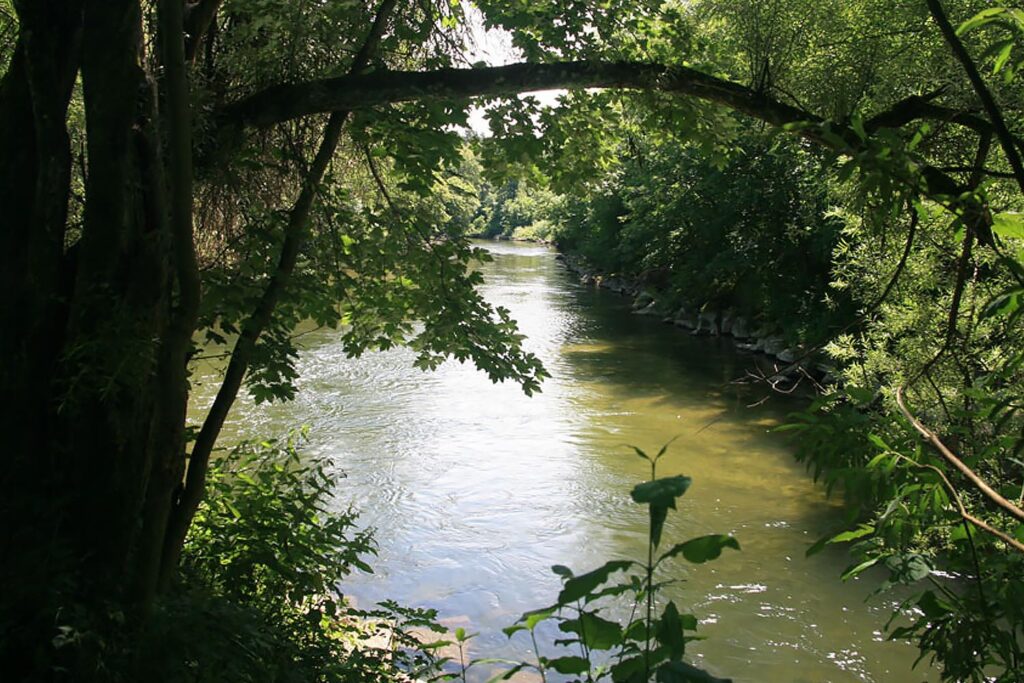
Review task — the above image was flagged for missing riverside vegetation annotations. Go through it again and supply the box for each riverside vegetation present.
[2,0,1024,681]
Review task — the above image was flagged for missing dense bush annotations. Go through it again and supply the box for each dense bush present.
[139,435,450,683]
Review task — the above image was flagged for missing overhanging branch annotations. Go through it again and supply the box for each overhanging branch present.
[218,61,822,134]
[218,59,1008,150]
[214,60,1007,222]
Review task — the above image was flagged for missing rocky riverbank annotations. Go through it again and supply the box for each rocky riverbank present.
[555,251,837,387]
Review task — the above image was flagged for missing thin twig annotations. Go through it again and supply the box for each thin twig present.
[892,454,1024,554]
[895,385,1024,524]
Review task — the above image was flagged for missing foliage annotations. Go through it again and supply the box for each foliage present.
[773,7,1024,679]
[141,434,452,683]
[553,130,851,343]
[7,0,1024,680]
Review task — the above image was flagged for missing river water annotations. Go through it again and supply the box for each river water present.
[190,240,936,682]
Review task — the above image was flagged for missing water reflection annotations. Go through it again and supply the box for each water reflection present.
[190,240,935,682]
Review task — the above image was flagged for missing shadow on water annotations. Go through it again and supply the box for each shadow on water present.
[189,240,936,683]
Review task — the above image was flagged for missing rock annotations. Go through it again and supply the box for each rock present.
[778,348,799,364]
[635,300,660,316]
[720,310,735,336]
[632,291,656,310]
[601,277,629,294]
[762,336,787,357]
[731,316,751,340]
[695,310,718,335]
[736,342,758,352]
[671,307,695,329]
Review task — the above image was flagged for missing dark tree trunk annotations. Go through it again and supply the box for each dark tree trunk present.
[0,1,86,675]
[0,0,184,674]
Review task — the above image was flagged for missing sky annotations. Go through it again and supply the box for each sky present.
[461,5,564,136]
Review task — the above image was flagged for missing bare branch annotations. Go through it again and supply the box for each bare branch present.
[895,385,1024,524]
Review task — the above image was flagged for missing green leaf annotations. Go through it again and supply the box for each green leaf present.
[633,476,693,546]
[482,662,530,682]
[844,385,875,404]
[632,446,652,463]
[993,212,1024,239]
[650,504,670,549]
[850,115,867,142]
[657,601,686,661]
[557,561,634,605]
[610,655,646,682]
[957,7,1008,35]
[982,289,1023,320]
[887,553,932,583]
[501,625,527,638]
[559,611,624,650]
[916,590,952,620]
[654,436,681,461]
[805,534,830,558]
[658,535,740,565]
[506,606,556,636]
[547,656,590,675]
[992,40,1014,75]
[841,556,880,580]
[631,476,693,508]
[828,525,875,544]
[656,660,733,682]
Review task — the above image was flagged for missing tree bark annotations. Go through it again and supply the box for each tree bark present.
[64,0,162,596]
[0,1,84,675]
[130,0,203,611]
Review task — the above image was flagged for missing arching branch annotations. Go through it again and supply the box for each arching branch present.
[217,62,818,134]
[213,60,1004,246]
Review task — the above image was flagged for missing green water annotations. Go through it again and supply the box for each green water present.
[190,240,936,682]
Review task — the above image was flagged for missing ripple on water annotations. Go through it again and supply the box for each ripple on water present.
[189,241,936,683]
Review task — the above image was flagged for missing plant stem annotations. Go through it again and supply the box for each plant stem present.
[530,629,548,683]
[645,457,657,680]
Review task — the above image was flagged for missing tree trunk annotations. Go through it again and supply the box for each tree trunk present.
[0,1,85,675]
[0,0,186,674]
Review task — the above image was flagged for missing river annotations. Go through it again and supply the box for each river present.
[190,240,936,682]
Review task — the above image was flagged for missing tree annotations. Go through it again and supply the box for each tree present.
[2,0,1022,679]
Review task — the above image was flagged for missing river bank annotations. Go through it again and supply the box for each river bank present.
[554,250,839,388]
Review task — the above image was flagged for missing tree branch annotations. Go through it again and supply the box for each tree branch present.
[866,94,993,137]
[213,59,1003,245]
[159,0,399,588]
[184,0,223,64]
[895,385,1024,524]
[926,0,1024,194]
[217,61,822,134]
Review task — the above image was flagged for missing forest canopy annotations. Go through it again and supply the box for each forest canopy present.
[1,0,1023,681]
